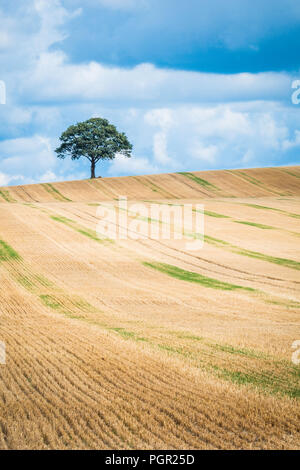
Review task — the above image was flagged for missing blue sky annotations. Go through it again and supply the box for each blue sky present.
[0,0,299,185]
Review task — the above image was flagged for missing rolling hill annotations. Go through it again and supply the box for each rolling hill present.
[0,165,299,449]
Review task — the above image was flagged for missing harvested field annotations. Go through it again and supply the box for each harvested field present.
[0,166,299,449]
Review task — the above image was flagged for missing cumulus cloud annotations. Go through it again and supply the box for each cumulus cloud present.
[0,135,56,184]
[20,52,294,104]
[108,154,159,176]
[39,170,57,182]
[0,172,23,186]
[190,143,219,164]
[145,109,174,165]
[282,130,300,150]
[131,103,300,174]
[0,133,89,185]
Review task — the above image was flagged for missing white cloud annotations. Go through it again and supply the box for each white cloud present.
[282,130,300,150]
[190,142,219,163]
[95,0,143,9]
[0,135,56,176]
[18,49,296,105]
[0,172,24,186]
[39,170,57,182]
[108,154,158,176]
[0,172,8,186]
[241,150,254,164]
[0,134,89,185]
[152,132,172,165]
[145,108,174,128]
[145,109,174,165]
[139,102,300,172]
[0,31,11,50]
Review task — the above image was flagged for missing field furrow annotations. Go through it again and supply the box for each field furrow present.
[0,166,299,449]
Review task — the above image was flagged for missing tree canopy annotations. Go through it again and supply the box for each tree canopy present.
[55,117,132,178]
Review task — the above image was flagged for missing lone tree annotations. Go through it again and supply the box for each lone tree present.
[55,117,132,179]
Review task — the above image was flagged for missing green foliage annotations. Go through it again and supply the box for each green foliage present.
[234,221,274,229]
[143,261,255,291]
[42,183,71,202]
[204,210,229,218]
[40,294,62,311]
[204,234,300,270]
[284,169,300,179]
[0,190,16,203]
[109,327,147,342]
[178,172,218,190]
[0,239,21,261]
[242,203,300,219]
[50,215,112,243]
[55,117,132,178]
[234,247,300,270]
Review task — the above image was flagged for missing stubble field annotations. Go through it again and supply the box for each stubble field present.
[0,166,299,449]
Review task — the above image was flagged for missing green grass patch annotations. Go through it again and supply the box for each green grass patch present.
[143,200,229,219]
[157,344,193,359]
[234,220,274,230]
[231,171,286,196]
[50,215,112,243]
[264,299,300,309]
[38,294,147,343]
[140,331,300,399]
[283,169,300,179]
[143,261,255,292]
[234,247,300,270]
[141,177,177,198]
[109,327,147,342]
[178,172,218,190]
[212,365,300,399]
[208,342,268,359]
[40,294,62,311]
[203,234,300,270]
[42,183,72,202]
[77,227,104,242]
[16,275,34,289]
[51,215,73,224]
[16,273,54,291]
[0,239,21,262]
[242,203,300,219]
[34,274,54,288]
[0,190,16,203]
[204,235,230,246]
[244,203,279,211]
[236,172,265,188]
[72,298,98,313]
[40,293,97,317]
[174,332,204,341]
[204,210,229,218]
[37,286,299,399]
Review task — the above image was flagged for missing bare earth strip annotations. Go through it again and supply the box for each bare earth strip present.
[0,166,299,449]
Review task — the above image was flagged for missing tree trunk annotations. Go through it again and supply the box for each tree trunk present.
[91,159,96,179]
